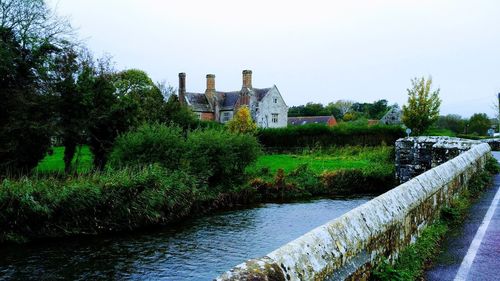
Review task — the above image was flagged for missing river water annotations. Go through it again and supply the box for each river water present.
[0,197,371,281]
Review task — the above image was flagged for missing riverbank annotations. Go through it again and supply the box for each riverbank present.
[1,146,395,244]
[0,197,372,281]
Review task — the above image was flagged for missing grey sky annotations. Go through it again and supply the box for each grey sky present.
[48,0,500,117]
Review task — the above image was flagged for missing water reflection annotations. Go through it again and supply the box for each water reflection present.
[0,197,371,281]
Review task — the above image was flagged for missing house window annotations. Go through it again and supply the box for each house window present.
[196,112,202,120]
[222,112,231,122]
[272,113,279,123]
[273,98,278,103]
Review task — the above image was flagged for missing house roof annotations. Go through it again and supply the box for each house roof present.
[184,87,274,112]
[288,116,336,126]
[186,92,212,112]
[253,88,273,101]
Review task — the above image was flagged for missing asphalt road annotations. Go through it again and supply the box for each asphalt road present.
[425,152,500,281]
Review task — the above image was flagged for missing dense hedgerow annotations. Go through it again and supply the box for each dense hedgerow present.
[0,166,198,243]
[257,123,404,150]
[109,123,186,170]
[185,129,262,188]
[109,124,262,188]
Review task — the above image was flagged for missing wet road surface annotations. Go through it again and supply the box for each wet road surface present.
[426,151,500,281]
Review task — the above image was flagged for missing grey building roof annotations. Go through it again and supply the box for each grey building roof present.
[288,116,335,126]
[253,88,273,101]
[186,92,212,112]
[185,88,274,112]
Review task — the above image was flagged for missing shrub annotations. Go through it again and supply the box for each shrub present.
[257,123,404,151]
[0,166,197,243]
[185,129,262,187]
[109,123,186,170]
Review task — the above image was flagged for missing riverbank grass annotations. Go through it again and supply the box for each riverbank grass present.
[247,146,393,175]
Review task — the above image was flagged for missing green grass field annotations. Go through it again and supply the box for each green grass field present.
[37,145,393,176]
[247,146,393,175]
[36,146,93,173]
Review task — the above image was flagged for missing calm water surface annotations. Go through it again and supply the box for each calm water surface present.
[0,197,371,281]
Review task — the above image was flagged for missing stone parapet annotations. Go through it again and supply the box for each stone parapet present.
[216,142,492,281]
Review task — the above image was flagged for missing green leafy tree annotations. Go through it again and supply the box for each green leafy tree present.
[436,114,466,134]
[227,106,257,134]
[113,69,166,123]
[468,113,491,136]
[163,94,197,128]
[0,0,73,176]
[0,27,54,175]
[83,57,139,170]
[368,99,389,119]
[402,77,441,135]
[51,45,92,173]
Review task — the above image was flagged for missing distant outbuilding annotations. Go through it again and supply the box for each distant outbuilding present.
[288,116,338,127]
[380,105,402,125]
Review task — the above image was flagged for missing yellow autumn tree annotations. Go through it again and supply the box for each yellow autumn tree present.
[227,105,257,134]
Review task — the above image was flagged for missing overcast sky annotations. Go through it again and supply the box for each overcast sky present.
[48,0,500,117]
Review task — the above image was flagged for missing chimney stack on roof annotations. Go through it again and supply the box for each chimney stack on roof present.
[205,74,216,102]
[242,70,252,89]
[178,72,186,106]
[206,74,216,91]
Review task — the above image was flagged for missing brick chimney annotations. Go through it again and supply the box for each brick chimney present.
[205,74,216,102]
[178,72,186,106]
[242,70,252,89]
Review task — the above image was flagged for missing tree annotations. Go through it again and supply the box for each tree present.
[83,57,139,170]
[0,27,53,175]
[368,99,389,119]
[163,94,197,128]
[227,106,257,134]
[468,113,491,136]
[50,45,92,173]
[325,102,343,119]
[436,114,466,134]
[402,77,441,135]
[334,100,354,116]
[113,69,166,123]
[0,0,74,176]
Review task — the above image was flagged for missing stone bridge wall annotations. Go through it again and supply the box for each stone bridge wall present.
[395,137,481,183]
[216,142,492,281]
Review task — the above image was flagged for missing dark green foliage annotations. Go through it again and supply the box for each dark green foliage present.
[86,69,139,170]
[321,166,395,195]
[109,123,186,170]
[163,95,197,129]
[352,99,390,120]
[251,163,395,199]
[257,123,404,150]
[0,27,54,176]
[185,129,262,187]
[51,45,89,173]
[467,113,491,136]
[0,166,197,243]
[113,69,166,123]
[485,155,500,174]
[435,114,466,135]
[288,102,334,118]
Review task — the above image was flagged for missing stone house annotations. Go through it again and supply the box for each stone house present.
[178,70,288,128]
[380,105,402,125]
[288,116,338,127]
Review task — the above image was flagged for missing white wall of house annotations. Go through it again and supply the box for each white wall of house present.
[255,86,288,128]
[220,111,234,123]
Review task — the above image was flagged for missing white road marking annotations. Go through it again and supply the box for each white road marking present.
[454,183,500,281]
